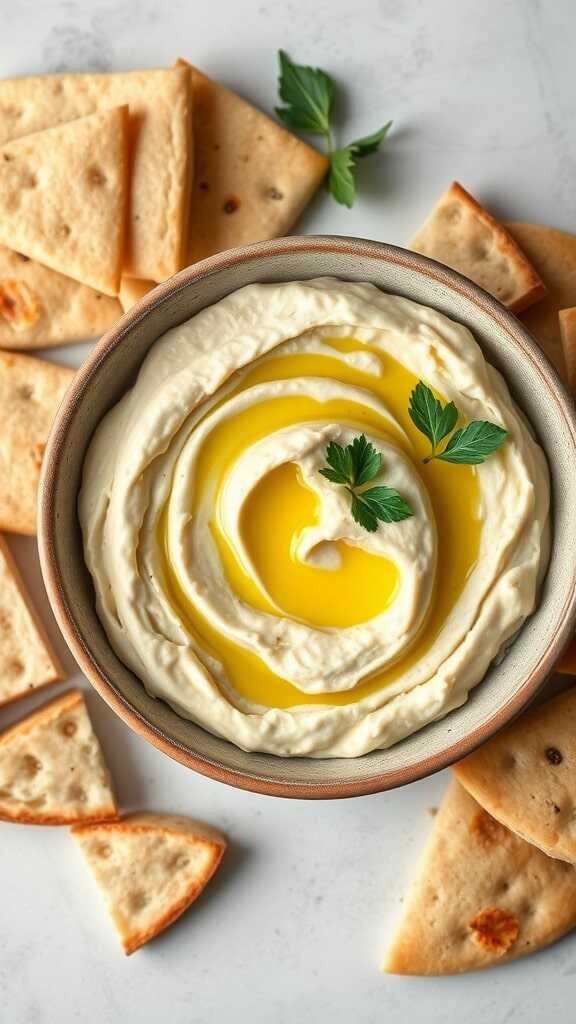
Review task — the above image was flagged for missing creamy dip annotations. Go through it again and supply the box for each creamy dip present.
[79,279,550,757]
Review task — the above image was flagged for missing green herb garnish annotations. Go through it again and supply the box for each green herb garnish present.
[276,50,392,208]
[319,434,413,533]
[408,381,508,464]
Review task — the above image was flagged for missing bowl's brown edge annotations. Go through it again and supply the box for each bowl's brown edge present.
[38,234,576,799]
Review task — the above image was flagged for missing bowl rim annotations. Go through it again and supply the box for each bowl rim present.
[38,234,576,799]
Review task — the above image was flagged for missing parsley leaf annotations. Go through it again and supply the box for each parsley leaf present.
[352,486,414,532]
[318,439,353,484]
[328,147,356,208]
[319,435,381,488]
[348,122,393,158]
[408,381,508,465]
[437,421,509,464]
[351,493,379,533]
[327,125,393,208]
[349,434,382,485]
[408,380,458,455]
[319,434,413,533]
[276,50,333,137]
[276,51,392,207]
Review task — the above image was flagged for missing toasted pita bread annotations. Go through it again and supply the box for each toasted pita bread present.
[410,182,545,313]
[454,687,576,863]
[0,350,75,534]
[0,689,117,824]
[118,277,154,313]
[558,640,576,675]
[0,108,128,295]
[505,223,576,376]
[0,67,192,282]
[72,812,226,954]
[0,247,121,348]
[0,533,62,706]
[556,322,576,679]
[558,308,576,394]
[383,779,576,975]
[176,59,329,264]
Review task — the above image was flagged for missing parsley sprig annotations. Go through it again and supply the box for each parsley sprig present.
[319,435,413,533]
[408,381,508,464]
[276,50,392,208]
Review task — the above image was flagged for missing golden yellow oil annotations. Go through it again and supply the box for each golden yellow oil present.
[159,341,481,709]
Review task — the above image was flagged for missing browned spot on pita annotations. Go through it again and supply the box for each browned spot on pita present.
[0,278,40,331]
[32,442,45,468]
[87,166,105,186]
[0,245,120,350]
[469,907,519,955]
[545,746,563,765]
[223,196,240,214]
[469,808,507,847]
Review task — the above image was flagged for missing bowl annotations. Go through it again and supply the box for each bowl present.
[38,235,576,798]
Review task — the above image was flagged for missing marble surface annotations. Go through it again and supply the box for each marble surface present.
[2,1,576,1021]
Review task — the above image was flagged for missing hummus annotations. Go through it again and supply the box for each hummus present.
[79,278,550,757]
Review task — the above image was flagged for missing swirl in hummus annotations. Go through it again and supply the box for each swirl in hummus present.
[79,278,550,757]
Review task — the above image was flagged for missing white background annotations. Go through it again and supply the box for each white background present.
[2,1,576,1021]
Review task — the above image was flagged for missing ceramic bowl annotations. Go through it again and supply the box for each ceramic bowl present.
[38,236,576,798]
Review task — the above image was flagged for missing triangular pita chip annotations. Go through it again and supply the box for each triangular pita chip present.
[0,689,117,824]
[505,227,576,679]
[0,108,128,295]
[559,307,576,394]
[410,182,545,313]
[455,687,576,862]
[0,67,192,282]
[176,59,329,264]
[73,812,226,954]
[505,223,576,377]
[0,533,62,706]
[0,246,121,349]
[383,779,576,975]
[0,350,75,534]
[557,639,576,675]
[118,277,154,313]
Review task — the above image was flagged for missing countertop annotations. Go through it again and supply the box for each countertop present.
[2,1,576,1021]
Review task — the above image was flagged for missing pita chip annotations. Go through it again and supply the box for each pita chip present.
[455,687,576,863]
[0,533,62,706]
[118,277,154,313]
[505,223,576,377]
[0,107,128,296]
[73,812,226,954]
[176,60,329,264]
[0,67,192,282]
[410,182,545,313]
[0,689,117,825]
[383,779,576,975]
[558,308,576,394]
[0,350,75,535]
[0,247,121,349]
[557,639,576,676]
